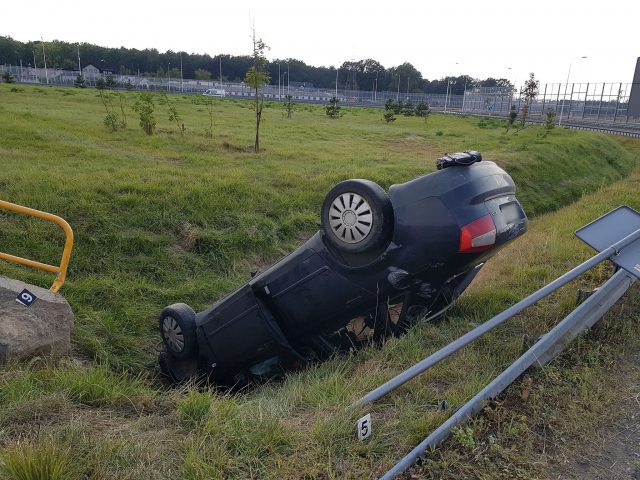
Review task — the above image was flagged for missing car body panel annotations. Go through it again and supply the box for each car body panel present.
[161,160,528,383]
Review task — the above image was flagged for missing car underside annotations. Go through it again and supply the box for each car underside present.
[159,151,528,385]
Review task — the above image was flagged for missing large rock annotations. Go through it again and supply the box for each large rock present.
[0,276,74,362]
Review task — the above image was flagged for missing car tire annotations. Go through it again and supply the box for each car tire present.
[321,179,393,253]
[159,303,198,360]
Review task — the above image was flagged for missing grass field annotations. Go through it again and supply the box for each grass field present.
[0,83,639,479]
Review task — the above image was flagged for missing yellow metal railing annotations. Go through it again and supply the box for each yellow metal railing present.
[0,199,74,292]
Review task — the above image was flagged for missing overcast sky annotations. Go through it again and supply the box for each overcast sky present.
[5,0,639,86]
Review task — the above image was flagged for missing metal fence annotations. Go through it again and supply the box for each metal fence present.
[2,65,638,130]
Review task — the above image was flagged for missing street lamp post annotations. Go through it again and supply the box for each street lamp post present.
[374,71,378,103]
[444,77,450,112]
[32,52,38,82]
[41,38,48,84]
[167,62,171,93]
[558,56,587,126]
[396,74,400,101]
[278,63,281,100]
[283,72,288,98]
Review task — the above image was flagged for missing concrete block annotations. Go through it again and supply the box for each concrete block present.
[0,276,74,362]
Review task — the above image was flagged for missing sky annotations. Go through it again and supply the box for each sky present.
[4,0,639,86]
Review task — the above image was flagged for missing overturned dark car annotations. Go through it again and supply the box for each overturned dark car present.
[159,152,528,384]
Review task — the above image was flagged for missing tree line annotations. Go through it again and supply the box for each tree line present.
[0,36,512,94]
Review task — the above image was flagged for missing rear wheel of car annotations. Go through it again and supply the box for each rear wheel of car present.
[321,179,393,253]
[160,303,197,360]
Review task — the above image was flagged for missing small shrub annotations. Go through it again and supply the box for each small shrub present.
[401,100,415,116]
[391,100,404,114]
[383,111,396,123]
[103,112,120,131]
[73,74,85,88]
[165,94,186,136]
[545,108,557,132]
[283,94,294,118]
[2,71,15,83]
[132,93,156,135]
[453,426,476,449]
[435,130,444,136]
[104,74,117,89]
[325,96,343,119]
[415,100,431,123]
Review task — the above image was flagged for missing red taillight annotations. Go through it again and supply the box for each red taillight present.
[459,214,497,253]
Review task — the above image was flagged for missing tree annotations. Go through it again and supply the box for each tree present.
[244,28,270,153]
[165,94,185,136]
[2,71,15,83]
[544,108,556,133]
[99,90,126,132]
[74,74,85,88]
[383,111,396,123]
[519,72,539,128]
[132,93,156,135]
[325,96,343,119]
[194,68,211,80]
[283,94,294,119]
[402,100,415,116]
[415,100,431,123]
[104,74,117,89]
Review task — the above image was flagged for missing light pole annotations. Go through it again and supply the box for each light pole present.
[278,63,281,100]
[41,37,48,84]
[558,56,587,126]
[77,44,81,75]
[396,74,400,101]
[335,67,338,98]
[180,53,183,93]
[374,71,378,103]
[444,77,451,112]
[283,71,288,98]
[167,62,171,93]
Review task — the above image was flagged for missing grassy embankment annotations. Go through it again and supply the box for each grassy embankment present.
[0,83,639,479]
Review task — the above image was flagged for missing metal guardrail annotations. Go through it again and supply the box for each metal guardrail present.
[380,268,636,480]
[346,206,640,479]
[0,200,74,292]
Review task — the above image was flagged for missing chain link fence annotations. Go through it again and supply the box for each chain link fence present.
[2,65,638,132]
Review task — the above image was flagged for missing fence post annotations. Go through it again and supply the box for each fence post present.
[567,83,575,122]
[613,83,622,123]
[597,83,605,120]
[541,83,547,117]
[582,83,589,119]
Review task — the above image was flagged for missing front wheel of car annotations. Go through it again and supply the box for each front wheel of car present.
[321,179,393,253]
[160,303,198,360]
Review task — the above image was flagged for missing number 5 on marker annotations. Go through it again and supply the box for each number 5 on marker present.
[356,413,372,441]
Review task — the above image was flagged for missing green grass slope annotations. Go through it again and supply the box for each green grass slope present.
[0,84,639,479]
[0,84,637,369]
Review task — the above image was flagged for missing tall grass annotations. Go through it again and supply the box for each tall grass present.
[0,84,639,478]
